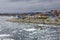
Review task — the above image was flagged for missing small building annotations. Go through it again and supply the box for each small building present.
[51,10,59,16]
[33,13,48,19]
[17,15,22,19]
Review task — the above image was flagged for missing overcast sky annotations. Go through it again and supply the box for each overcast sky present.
[0,0,60,13]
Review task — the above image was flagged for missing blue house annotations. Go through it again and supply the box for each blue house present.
[17,15,22,19]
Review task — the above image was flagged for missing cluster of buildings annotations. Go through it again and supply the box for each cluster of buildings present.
[17,10,60,19]
[51,10,60,16]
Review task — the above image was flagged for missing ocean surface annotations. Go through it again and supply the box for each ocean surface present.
[0,16,60,40]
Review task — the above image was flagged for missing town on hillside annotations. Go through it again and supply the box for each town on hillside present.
[6,10,60,24]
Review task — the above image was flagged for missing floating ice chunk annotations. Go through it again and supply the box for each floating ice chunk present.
[23,28,36,31]
[38,24,49,27]
[0,34,11,37]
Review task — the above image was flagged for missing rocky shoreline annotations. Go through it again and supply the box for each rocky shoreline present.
[7,18,60,25]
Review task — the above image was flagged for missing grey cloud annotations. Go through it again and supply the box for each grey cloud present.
[0,0,60,13]
[10,0,21,2]
[9,0,60,2]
